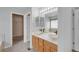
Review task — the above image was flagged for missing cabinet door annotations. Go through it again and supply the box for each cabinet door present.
[50,47,57,52]
[44,46,50,52]
[35,37,39,51]
[32,35,39,51]
[38,38,44,52]
[50,43,57,52]
[32,36,36,49]
[44,40,51,52]
[38,46,44,52]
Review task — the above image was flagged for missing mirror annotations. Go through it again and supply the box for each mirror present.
[45,11,58,34]
[34,7,58,34]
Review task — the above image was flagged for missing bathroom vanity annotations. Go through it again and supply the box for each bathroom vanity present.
[32,7,58,52]
[32,33,58,52]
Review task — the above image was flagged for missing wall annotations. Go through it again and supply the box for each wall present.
[73,8,79,51]
[58,7,73,52]
[30,7,39,48]
[0,7,31,48]
[26,14,31,42]
[32,7,39,32]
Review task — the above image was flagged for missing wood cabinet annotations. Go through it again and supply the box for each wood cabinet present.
[35,37,39,51]
[32,35,36,50]
[38,38,44,52]
[32,35,57,52]
[44,40,58,52]
[44,40,51,52]
[32,35,39,51]
[50,43,57,52]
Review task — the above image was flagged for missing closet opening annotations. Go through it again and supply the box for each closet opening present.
[12,14,24,45]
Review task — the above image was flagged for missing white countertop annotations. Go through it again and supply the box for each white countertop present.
[32,32,58,45]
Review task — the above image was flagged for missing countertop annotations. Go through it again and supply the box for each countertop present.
[32,32,58,45]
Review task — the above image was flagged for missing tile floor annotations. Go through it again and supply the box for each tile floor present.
[3,41,35,52]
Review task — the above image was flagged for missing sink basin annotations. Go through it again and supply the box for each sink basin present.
[39,32,58,40]
[35,31,48,35]
[48,33,57,38]
[49,34,58,39]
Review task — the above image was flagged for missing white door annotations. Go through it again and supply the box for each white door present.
[74,9,79,51]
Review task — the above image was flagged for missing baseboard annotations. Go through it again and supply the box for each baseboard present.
[4,43,12,48]
[72,49,79,52]
[24,39,28,43]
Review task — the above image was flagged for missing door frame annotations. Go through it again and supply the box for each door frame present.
[10,12,24,46]
[24,12,32,48]
[73,9,79,51]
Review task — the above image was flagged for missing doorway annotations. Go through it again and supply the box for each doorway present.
[12,14,24,45]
